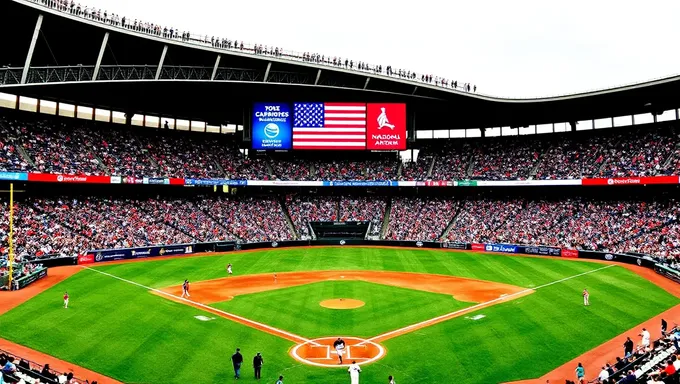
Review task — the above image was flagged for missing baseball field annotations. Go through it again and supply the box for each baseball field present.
[1,246,679,384]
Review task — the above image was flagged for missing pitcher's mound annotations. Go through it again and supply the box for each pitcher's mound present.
[319,299,365,309]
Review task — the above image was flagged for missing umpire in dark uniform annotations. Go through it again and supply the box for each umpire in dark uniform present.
[232,348,243,379]
[253,352,264,379]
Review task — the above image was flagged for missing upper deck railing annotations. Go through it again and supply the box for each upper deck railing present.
[24,0,477,94]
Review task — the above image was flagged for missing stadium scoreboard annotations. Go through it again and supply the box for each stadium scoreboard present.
[251,102,407,151]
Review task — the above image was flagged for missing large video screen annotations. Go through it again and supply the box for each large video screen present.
[252,103,292,150]
[252,102,406,151]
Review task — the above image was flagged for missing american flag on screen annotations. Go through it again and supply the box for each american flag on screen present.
[292,103,366,150]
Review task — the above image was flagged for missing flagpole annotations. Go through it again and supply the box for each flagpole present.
[7,183,14,290]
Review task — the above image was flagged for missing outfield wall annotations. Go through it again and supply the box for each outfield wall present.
[70,239,658,269]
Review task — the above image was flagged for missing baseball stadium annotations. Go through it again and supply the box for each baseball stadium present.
[2,1,680,384]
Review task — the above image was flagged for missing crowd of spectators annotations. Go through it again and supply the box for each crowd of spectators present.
[195,197,291,242]
[4,113,680,182]
[596,128,679,178]
[386,197,458,241]
[1,350,91,384]
[286,196,338,239]
[1,194,680,260]
[339,197,386,236]
[582,325,680,383]
[32,0,477,93]
[533,135,608,180]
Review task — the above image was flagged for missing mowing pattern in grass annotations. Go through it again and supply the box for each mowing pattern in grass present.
[0,248,677,384]
[212,280,473,338]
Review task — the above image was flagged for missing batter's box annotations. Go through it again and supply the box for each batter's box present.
[290,336,385,367]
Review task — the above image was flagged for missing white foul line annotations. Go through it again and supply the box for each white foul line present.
[81,266,320,346]
[358,264,616,345]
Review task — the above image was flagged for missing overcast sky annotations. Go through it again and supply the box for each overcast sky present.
[79,0,680,98]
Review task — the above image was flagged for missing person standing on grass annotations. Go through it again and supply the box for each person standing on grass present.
[575,362,585,384]
[63,291,69,308]
[253,352,263,380]
[275,375,284,384]
[582,288,589,306]
[388,375,395,384]
[348,361,361,384]
[231,348,243,379]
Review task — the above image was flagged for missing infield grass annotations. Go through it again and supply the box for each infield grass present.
[0,247,677,384]
[212,280,473,338]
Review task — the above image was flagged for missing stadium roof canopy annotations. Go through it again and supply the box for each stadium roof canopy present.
[2,0,680,129]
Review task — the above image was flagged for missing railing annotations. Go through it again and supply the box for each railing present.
[0,348,88,384]
[0,65,322,85]
[22,0,477,93]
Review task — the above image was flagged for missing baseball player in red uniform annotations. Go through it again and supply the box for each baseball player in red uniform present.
[63,291,69,308]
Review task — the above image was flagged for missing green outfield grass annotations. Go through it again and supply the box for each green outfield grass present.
[0,247,678,384]
[212,280,472,338]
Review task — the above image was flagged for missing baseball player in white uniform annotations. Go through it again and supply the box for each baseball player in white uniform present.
[348,361,361,384]
[583,289,590,306]
[227,263,233,275]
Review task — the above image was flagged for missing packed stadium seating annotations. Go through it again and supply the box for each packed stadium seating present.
[1,192,680,261]
[3,113,680,182]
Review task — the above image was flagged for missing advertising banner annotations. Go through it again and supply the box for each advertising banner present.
[484,243,518,253]
[471,243,485,251]
[582,176,679,186]
[456,180,478,187]
[27,173,111,184]
[77,254,95,265]
[522,245,561,256]
[441,242,467,250]
[0,172,28,181]
[90,244,195,262]
[366,103,407,150]
[185,179,247,186]
[249,180,324,187]
[252,102,292,150]
[475,179,582,187]
[145,177,168,185]
[325,180,397,187]
[123,177,145,184]
[561,249,579,258]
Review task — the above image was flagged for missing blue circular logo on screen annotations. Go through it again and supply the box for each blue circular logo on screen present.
[264,123,279,139]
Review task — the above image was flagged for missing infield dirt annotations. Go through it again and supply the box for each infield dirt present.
[156,270,533,343]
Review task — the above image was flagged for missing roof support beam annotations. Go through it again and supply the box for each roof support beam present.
[21,14,43,84]
[412,86,418,95]
[92,32,109,81]
[263,62,272,82]
[314,69,321,85]
[364,77,370,90]
[155,45,168,80]
[210,54,221,81]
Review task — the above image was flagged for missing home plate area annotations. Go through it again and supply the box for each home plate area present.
[290,337,385,367]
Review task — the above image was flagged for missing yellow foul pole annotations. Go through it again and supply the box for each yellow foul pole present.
[7,183,14,290]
